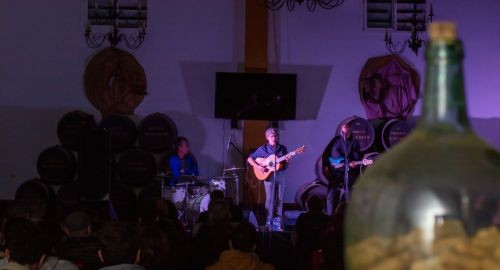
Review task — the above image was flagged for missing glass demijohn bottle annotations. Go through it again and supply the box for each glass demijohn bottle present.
[345,22,500,270]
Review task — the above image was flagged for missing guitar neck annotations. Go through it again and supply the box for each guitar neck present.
[332,160,364,169]
[275,151,295,163]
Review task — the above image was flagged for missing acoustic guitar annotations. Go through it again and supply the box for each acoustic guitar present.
[253,145,305,181]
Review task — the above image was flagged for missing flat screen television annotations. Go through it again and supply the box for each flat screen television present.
[214,72,297,120]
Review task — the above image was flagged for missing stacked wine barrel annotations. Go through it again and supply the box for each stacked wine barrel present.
[297,115,413,211]
[17,110,179,220]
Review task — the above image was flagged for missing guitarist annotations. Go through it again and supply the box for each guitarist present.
[247,127,290,231]
[327,123,362,215]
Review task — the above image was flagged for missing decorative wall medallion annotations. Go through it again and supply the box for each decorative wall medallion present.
[84,47,147,117]
[359,55,419,120]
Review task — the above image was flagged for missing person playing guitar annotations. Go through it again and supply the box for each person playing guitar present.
[247,127,291,231]
[326,123,364,215]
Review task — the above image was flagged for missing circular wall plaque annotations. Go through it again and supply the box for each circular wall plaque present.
[84,47,147,117]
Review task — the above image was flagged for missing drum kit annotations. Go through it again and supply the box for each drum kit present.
[157,166,245,223]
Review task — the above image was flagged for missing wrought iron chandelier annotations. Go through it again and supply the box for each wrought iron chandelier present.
[85,0,147,49]
[259,0,345,11]
[384,1,433,55]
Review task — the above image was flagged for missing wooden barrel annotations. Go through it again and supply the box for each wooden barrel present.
[380,118,412,150]
[37,146,77,185]
[315,156,331,185]
[336,116,375,152]
[98,114,137,153]
[15,179,56,220]
[56,181,80,212]
[294,180,327,211]
[15,178,55,204]
[117,148,157,187]
[137,113,178,153]
[78,175,108,202]
[57,110,97,151]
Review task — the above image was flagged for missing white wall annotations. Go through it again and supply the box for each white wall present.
[1,0,499,202]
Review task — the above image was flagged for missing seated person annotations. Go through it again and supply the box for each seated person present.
[293,196,330,270]
[196,190,225,223]
[138,225,172,270]
[197,190,243,224]
[56,211,102,270]
[168,137,199,187]
[207,222,274,270]
[1,217,78,270]
[189,200,233,269]
[97,222,144,270]
[0,218,47,270]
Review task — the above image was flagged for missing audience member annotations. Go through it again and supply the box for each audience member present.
[196,190,225,223]
[137,199,160,226]
[0,218,49,270]
[138,225,173,270]
[56,211,102,270]
[207,222,274,270]
[189,199,233,270]
[293,196,330,270]
[197,190,244,225]
[97,222,144,270]
[322,202,346,270]
[156,200,188,270]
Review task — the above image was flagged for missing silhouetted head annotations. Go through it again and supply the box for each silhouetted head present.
[306,195,324,214]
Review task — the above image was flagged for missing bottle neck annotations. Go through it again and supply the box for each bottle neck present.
[419,41,470,132]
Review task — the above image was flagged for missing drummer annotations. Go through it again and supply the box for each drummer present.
[168,136,199,187]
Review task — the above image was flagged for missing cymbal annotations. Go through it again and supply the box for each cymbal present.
[181,175,209,181]
[174,182,192,186]
[179,175,196,179]
[157,174,208,184]
[224,167,246,172]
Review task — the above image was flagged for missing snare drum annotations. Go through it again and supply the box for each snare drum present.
[162,187,186,209]
[186,194,210,221]
[209,179,226,193]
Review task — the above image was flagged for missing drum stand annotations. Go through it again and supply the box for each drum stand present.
[159,172,166,199]
[230,171,239,205]
[177,181,192,225]
[159,172,192,224]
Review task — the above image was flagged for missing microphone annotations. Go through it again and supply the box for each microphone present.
[226,135,232,150]
[341,131,346,141]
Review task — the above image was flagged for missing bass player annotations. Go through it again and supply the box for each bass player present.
[327,123,363,215]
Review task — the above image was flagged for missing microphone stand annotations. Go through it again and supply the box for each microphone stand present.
[341,133,351,203]
[226,134,242,205]
[272,146,278,231]
[228,141,242,154]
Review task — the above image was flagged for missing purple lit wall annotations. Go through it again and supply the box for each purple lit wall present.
[0,0,499,202]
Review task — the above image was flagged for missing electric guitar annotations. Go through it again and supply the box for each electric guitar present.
[254,145,305,181]
[329,157,373,169]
